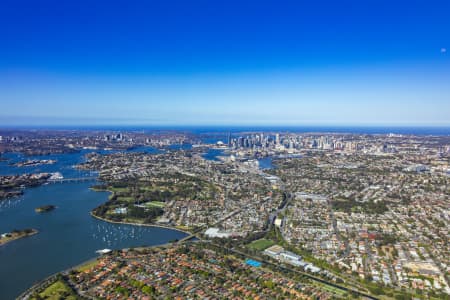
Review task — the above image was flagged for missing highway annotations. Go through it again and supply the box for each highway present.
[214,242,379,300]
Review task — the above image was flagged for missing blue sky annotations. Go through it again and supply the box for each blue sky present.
[1,0,449,126]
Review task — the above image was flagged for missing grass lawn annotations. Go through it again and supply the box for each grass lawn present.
[76,259,98,272]
[140,186,155,191]
[123,217,145,224]
[247,239,275,251]
[117,196,134,202]
[110,187,129,193]
[37,280,78,300]
[176,225,192,231]
[89,186,106,192]
[145,201,165,208]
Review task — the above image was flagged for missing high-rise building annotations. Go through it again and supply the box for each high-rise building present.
[238,137,243,148]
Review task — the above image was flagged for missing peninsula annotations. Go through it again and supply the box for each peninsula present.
[0,173,52,200]
[12,159,57,167]
[0,229,38,246]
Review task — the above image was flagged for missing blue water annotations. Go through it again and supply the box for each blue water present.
[201,148,276,170]
[245,259,262,267]
[188,125,450,136]
[0,147,160,177]
[0,151,95,177]
[202,148,225,161]
[127,146,161,154]
[167,143,193,151]
[9,125,448,136]
[0,151,186,300]
[258,157,274,169]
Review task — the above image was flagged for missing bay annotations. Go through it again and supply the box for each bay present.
[0,150,187,300]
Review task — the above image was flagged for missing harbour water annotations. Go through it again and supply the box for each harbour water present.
[258,157,274,169]
[201,148,225,161]
[0,150,187,299]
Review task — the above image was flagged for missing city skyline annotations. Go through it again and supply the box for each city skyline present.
[1,0,449,126]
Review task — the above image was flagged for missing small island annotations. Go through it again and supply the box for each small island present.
[35,205,56,213]
[0,229,38,246]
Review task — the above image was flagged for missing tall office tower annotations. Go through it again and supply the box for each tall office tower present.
[227,132,231,146]
[238,137,243,148]
[275,133,280,145]
[289,139,294,149]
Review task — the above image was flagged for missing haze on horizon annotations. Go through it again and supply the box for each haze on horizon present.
[1,0,449,127]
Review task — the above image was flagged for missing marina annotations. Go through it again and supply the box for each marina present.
[0,151,187,299]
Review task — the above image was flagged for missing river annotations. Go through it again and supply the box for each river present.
[0,150,187,300]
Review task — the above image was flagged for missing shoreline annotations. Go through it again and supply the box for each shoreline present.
[16,238,192,300]
[16,213,192,299]
[0,229,38,247]
[89,211,193,236]
[13,158,193,299]
[87,185,193,236]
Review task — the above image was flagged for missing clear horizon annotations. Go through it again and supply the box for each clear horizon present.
[1,1,449,126]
